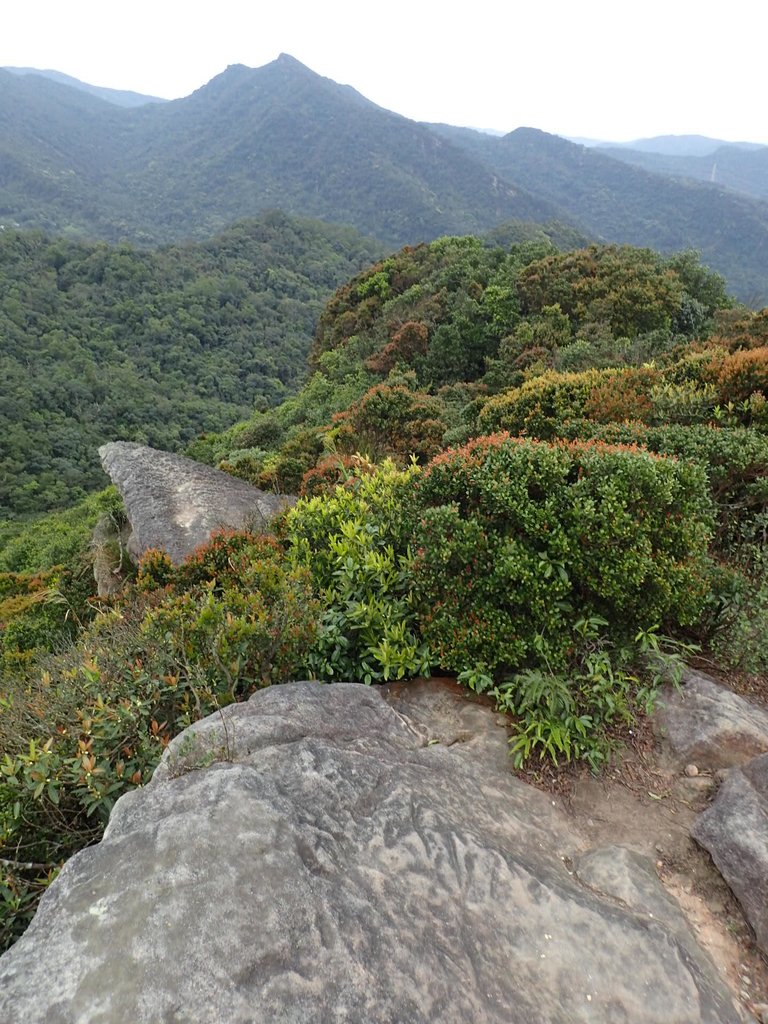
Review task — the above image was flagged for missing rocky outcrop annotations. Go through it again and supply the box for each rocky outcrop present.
[0,681,741,1024]
[99,441,295,564]
[693,753,768,957]
[655,670,768,769]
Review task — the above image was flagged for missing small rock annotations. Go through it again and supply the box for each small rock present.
[685,764,700,777]
[752,1003,768,1023]
[692,753,768,956]
[655,671,768,769]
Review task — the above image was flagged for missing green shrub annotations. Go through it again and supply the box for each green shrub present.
[516,245,684,338]
[0,620,189,950]
[137,531,319,697]
[283,461,431,683]
[462,618,693,770]
[477,363,739,441]
[0,560,98,673]
[478,368,610,438]
[331,382,447,463]
[0,488,124,574]
[0,529,319,950]
[701,545,768,675]
[556,422,768,555]
[412,433,712,677]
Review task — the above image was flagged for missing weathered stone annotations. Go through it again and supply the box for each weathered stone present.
[575,845,714,965]
[382,675,512,773]
[692,753,768,956]
[655,669,768,769]
[0,682,741,1024]
[99,441,295,564]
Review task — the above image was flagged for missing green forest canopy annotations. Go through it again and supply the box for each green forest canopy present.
[0,213,382,517]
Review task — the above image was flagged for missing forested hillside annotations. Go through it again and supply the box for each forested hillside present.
[3,56,768,301]
[3,67,166,108]
[188,237,744,488]
[0,58,559,247]
[2,236,767,951]
[0,213,381,515]
[429,125,768,304]
[596,143,768,204]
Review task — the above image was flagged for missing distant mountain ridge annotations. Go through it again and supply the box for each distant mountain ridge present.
[574,134,764,156]
[428,124,768,303]
[2,55,768,301]
[595,143,768,204]
[2,66,166,107]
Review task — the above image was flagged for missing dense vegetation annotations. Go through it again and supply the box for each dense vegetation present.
[0,213,381,516]
[430,125,768,304]
[3,58,768,301]
[2,235,766,952]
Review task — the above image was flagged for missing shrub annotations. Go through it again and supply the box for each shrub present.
[478,368,608,438]
[331,383,447,462]
[703,549,768,675]
[710,347,768,405]
[283,461,431,684]
[462,618,693,771]
[299,454,377,498]
[555,422,768,555]
[138,532,319,698]
[250,429,326,493]
[412,433,712,677]
[517,245,684,338]
[0,530,319,950]
[1,620,189,950]
[584,367,658,424]
[0,488,124,575]
[0,560,98,673]
[366,320,429,375]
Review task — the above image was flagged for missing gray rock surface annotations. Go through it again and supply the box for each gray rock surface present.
[692,753,768,956]
[0,682,741,1024]
[99,441,295,564]
[655,669,768,769]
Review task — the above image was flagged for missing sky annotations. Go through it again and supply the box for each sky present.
[3,0,767,144]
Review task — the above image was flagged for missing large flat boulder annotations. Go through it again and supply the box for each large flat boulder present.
[0,682,741,1024]
[99,441,295,564]
[655,669,768,769]
[692,753,768,956]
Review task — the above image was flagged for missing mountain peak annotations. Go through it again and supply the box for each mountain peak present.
[275,53,305,67]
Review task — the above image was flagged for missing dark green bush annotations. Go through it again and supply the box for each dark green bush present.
[703,550,768,675]
[412,433,712,677]
[556,422,768,554]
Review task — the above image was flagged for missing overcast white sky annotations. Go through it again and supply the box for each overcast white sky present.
[3,0,766,143]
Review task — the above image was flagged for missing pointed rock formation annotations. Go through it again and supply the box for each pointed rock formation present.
[99,441,295,564]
